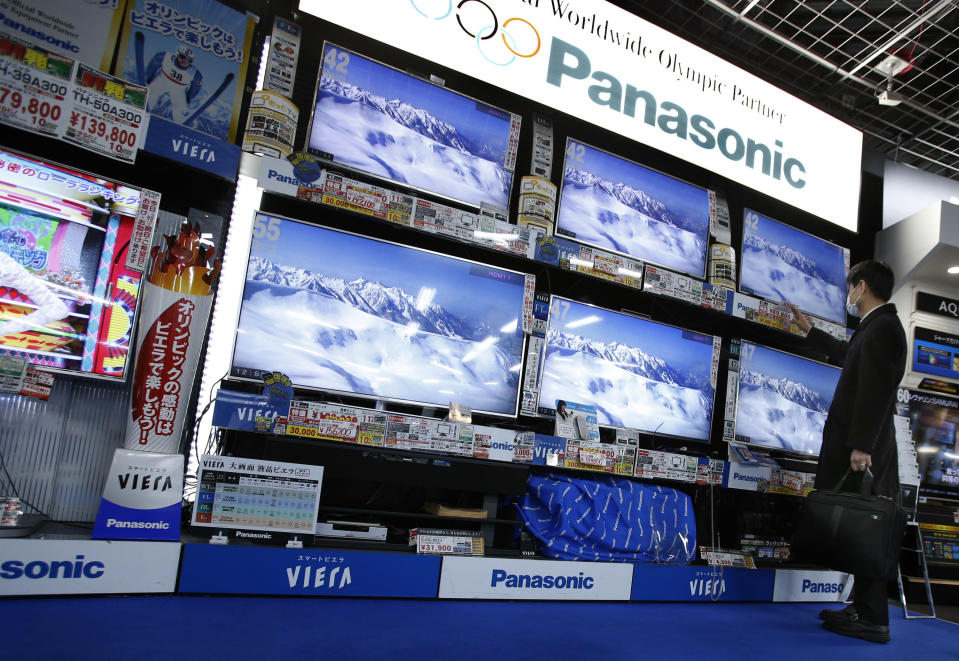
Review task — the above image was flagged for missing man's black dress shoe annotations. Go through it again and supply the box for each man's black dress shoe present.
[822,612,890,643]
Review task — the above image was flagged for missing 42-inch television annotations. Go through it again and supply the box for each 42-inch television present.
[231,212,528,416]
[308,42,521,210]
[730,340,841,456]
[537,296,721,441]
[555,139,711,279]
[0,147,145,379]
[740,209,849,325]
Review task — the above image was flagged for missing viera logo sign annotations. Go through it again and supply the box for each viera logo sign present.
[286,564,353,590]
[690,577,726,597]
[117,473,174,492]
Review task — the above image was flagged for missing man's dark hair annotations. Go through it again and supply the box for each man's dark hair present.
[847,260,895,302]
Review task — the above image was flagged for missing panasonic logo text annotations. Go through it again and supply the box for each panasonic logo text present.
[802,579,842,594]
[0,555,104,580]
[490,569,595,589]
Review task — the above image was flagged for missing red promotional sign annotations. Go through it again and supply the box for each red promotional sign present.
[131,299,195,445]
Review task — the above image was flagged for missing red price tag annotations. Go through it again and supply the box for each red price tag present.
[62,63,147,163]
[0,37,72,138]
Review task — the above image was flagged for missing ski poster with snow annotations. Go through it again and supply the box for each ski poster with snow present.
[115,0,256,178]
[0,0,126,71]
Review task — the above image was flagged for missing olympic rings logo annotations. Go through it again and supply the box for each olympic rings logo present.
[409,0,541,66]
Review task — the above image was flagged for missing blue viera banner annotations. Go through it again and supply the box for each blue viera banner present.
[116,0,256,177]
[179,545,442,597]
[92,449,183,541]
[630,565,775,602]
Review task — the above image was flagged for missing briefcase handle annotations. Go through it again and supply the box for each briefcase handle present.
[834,468,874,496]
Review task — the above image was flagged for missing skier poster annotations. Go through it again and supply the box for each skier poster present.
[115,0,257,179]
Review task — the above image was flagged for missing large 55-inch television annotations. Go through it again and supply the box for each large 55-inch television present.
[555,139,711,279]
[308,43,521,210]
[537,296,721,441]
[231,213,528,416]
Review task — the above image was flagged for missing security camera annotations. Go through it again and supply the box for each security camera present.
[877,88,904,107]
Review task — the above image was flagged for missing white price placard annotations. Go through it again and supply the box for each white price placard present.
[0,34,73,138]
[63,63,148,163]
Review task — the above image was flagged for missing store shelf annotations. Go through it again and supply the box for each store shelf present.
[315,505,520,526]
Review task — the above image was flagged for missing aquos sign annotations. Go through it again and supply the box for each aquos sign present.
[300,0,863,232]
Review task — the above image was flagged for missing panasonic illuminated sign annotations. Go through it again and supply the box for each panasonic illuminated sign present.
[301,0,863,232]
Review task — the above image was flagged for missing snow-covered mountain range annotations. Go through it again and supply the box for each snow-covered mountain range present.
[547,328,710,393]
[740,368,831,414]
[563,167,702,235]
[320,77,501,162]
[247,255,500,341]
[743,232,840,288]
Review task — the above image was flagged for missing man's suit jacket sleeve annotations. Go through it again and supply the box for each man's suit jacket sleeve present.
[805,327,848,365]
[846,321,903,454]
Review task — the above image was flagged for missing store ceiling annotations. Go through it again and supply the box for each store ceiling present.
[622,0,959,181]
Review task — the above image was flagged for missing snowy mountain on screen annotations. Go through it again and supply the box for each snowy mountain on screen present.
[563,168,700,235]
[539,328,714,438]
[740,368,831,414]
[743,233,839,287]
[247,255,490,341]
[547,328,708,391]
[741,231,845,322]
[311,79,511,207]
[236,257,521,413]
[319,78,499,161]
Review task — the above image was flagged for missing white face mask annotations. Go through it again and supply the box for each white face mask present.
[846,283,862,318]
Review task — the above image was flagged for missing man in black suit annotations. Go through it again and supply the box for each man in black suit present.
[789,260,906,644]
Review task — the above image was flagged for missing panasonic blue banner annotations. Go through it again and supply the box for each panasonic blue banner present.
[211,389,287,432]
[91,449,183,541]
[178,545,441,597]
[143,116,241,180]
[630,565,775,602]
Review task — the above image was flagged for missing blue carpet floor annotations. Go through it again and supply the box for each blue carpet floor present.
[0,597,955,660]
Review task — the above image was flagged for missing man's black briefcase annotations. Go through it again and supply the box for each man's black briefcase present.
[792,470,906,580]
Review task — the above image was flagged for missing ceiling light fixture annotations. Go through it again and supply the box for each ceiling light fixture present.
[947,266,959,275]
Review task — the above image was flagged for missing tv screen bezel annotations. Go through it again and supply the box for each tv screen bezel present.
[536,294,721,443]
[305,40,520,212]
[554,137,712,280]
[0,145,145,382]
[228,210,529,418]
[738,208,849,326]
[731,339,842,458]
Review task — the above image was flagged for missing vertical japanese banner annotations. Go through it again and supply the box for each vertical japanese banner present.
[0,0,128,71]
[115,0,257,179]
[124,221,220,453]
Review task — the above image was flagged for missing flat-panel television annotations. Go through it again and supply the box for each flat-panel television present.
[733,341,841,456]
[912,326,959,382]
[231,213,527,415]
[0,147,144,379]
[308,43,520,210]
[555,139,711,278]
[908,390,959,502]
[740,209,848,324]
[537,296,720,441]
